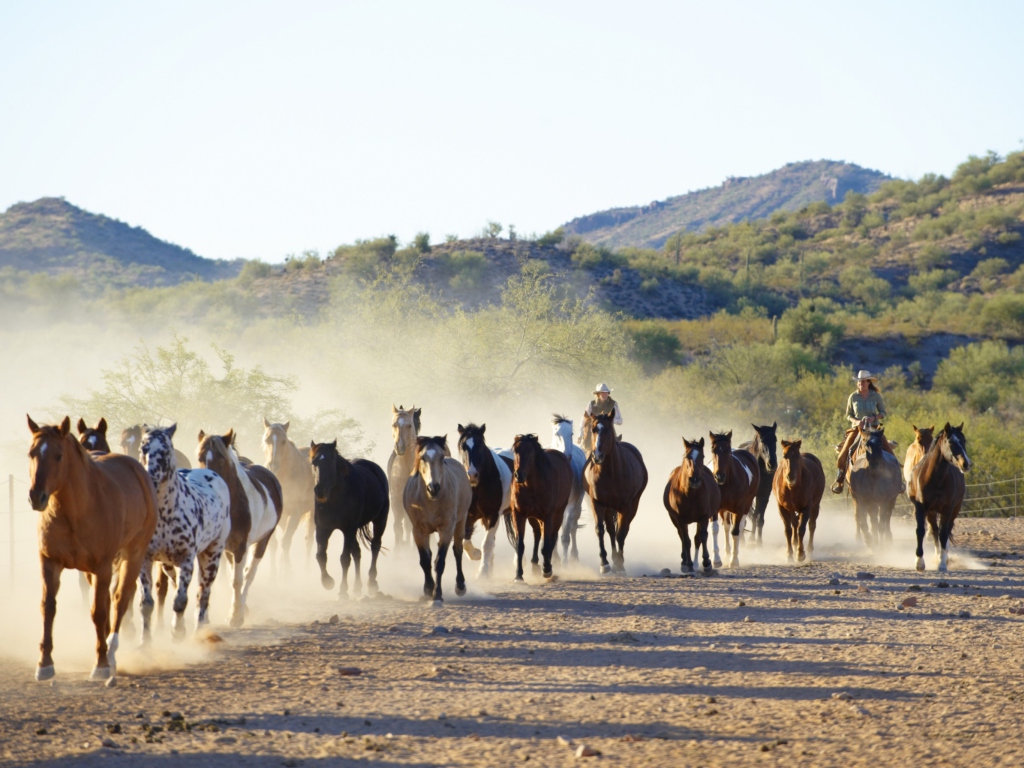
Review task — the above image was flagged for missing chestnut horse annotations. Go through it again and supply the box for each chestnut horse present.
[27,416,157,682]
[848,428,902,548]
[908,423,971,572]
[77,418,111,453]
[737,422,777,547]
[388,405,421,550]
[903,425,934,488]
[708,431,759,568]
[583,413,648,574]
[507,434,573,580]
[456,423,514,579]
[262,418,315,570]
[772,439,825,563]
[663,437,720,573]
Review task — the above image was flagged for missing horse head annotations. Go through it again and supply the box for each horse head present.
[77,417,110,453]
[309,439,348,503]
[27,415,75,511]
[414,435,447,499]
[551,414,574,455]
[940,422,971,473]
[392,405,421,457]
[120,424,143,458]
[779,439,803,486]
[864,428,887,461]
[589,414,617,465]
[457,423,488,487]
[140,424,179,485]
[512,434,543,484]
[262,417,291,473]
[752,422,777,472]
[198,429,239,484]
[681,437,705,490]
[709,430,733,485]
[913,424,935,452]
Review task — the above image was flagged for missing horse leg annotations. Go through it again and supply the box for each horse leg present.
[528,518,542,575]
[226,546,246,628]
[781,512,794,563]
[138,558,155,645]
[155,566,169,629]
[414,529,434,599]
[368,516,385,595]
[698,519,712,572]
[478,519,497,579]
[453,524,467,597]
[78,571,91,607]
[795,510,810,563]
[729,513,741,568]
[913,502,927,571]
[680,521,693,573]
[171,557,195,639]
[614,512,632,573]
[432,538,450,604]
[514,511,528,582]
[240,532,273,618]
[711,514,722,568]
[928,513,942,569]
[278,507,303,572]
[36,558,63,681]
[89,564,114,680]
[937,513,954,573]
[463,518,481,561]
[339,532,353,600]
[755,495,767,547]
[350,533,364,596]
[315,523,335,591]
[570,499,582,563]
[722,513,732,560]
[542,521,559,579]
[593,504,611,574]
[195,545,224,631]
[111,543,143,656]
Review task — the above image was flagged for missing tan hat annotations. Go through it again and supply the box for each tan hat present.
[853,370,878,382]
[593,383,613,394]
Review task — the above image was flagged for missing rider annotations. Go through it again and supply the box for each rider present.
[578,383,623,453]
[831,369,893,493]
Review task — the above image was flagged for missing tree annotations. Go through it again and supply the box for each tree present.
[484,221,503,239]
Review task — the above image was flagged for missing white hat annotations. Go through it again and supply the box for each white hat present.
[853,370,878,382]
[593,383,613,394]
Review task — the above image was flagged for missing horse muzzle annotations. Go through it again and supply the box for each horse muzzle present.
[29,490,49,511]
[426,483,440,499]
[591,452,604,466]
[713,473,726,485]
[466,470,479,487]
[958,456,972,473]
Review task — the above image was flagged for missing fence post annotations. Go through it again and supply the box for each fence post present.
[8,475,13,585]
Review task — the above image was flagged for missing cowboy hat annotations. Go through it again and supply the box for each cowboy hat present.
[852,370,878,382]
[593,383,613,394]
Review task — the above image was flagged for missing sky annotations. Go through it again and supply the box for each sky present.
[1,1,1022,263]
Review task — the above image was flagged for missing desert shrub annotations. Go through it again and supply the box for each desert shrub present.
[625,320,682,372]
[933,341,1024,412]
[238,260,274,283]
[536,227,564,247]
[284,250,322,272]
[777,298,845,357]
[980,294,1024,337]
[333,237,397,279]
[838,264,891,307]
[439,250,487,290]
[908,268,957,295]
[412,232,431,253]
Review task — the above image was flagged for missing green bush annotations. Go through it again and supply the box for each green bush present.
[238,260,274,283]
[625,320,682,372]
[536,227,564,247]
[777,298,845,356]
[908,268,957,295]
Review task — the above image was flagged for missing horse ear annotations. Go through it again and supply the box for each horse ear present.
[792,440,802,451]
[59,417,71,437]
[751,423,757,431]
[441,434,448,447]
[198,430,206,443]
[97,418,107,434]
[167,423,177,439]
[956,422,964,432]
[263,417,271,429]
[309,440,316,451]
[457,424,465,434]
[283,421,290,433]
[27,414,39,433]
[772,421,777,430]
[392,404,399,414]
[781,439,791,449]
[331,439,337,449]
[726,430,732,440]
[480,424,486,435]
[224,429,235,446]
[77,418,88,435]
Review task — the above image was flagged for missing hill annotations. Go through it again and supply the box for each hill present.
[0,197,243,288]
[563,160,891,250]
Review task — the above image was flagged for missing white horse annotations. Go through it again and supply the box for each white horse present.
[551,415,587,563]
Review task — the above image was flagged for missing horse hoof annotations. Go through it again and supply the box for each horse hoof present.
[531,564,542,575]
[600,564,611,575]
[35,665,55,682]
[465,548,482,562]
[713,559,722,568]
[431,599,444,609]
[938,563,948,573]
[915,558,925,572]
[455,584,466,596]
[229,613,244,629]
[368,581,379,595]
[321,576,335,591]
[544,572,557,582]
[89,665,112,681]
[513,575,525,583]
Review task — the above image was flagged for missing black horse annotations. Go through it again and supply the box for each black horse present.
[738,422,777,547]
[456,423,517,579]
[309,440,389,598]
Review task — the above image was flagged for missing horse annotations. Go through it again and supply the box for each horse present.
[737,422,777,547]
[309,440,389,598]
[908,423,971,572]
[507,434,573,580]
[772,439,825,563]
[77,418,111,453]
[903,425,934,488]
[583,413,648,574]
[122,424,192,470]
[262,418,315,570]
[403,436,471,604]
[198,429,283,626]
[138,425,231,639]
[848,427,903,548]
[27,416,157,681]
[663,437,720,573]
[456,423,513,579]
[708,431,759,568]
[387,405,421,550]
[550,415,587,563]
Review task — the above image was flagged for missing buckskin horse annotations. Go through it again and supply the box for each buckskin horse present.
[27,416,157,681]
[908,423,971,572]
[848,428,903,548]
[507,434,573,581]
[262,418,315,570]
[456,423,513,579]
[404,436,472,604]
[664,437,720,573]
[772,439,825,563]
[709,431,759,568]
[198,429,283,626]
[737,422,777,547]
[309,440,389,598]
[583,413,648,574]
[550,415,588,564]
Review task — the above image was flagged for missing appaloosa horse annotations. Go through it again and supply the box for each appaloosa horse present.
[903,425,934,488]
[583,413,648,574]
[388,405,421,550]
[772,439,825,563]
[664,437,720,573]
[77,418,112,453]
[404,436,472,604]
[309,440,389,598]
[551,415,587,564]
[848,428,903,548]
[198,430,283,626]
[456,423,513,579]
[737,422,777,547]
[262,418,315,570]
[122,424,192,469]
[138,425,231,639]
[908,423,971,572]
[27,416,157,681]
[507,434,573,580]
[709,431,759,568]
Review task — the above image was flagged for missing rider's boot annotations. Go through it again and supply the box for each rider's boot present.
[830,468,845,494]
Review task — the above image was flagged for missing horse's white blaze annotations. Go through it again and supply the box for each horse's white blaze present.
[465,438,474,451]
[206,450,214,464]
[40,443,47,456]
[87,436,96,447]
[689,448,699,462]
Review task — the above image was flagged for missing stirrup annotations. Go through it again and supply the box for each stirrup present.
[830,480,844,494]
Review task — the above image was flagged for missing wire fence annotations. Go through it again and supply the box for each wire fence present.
[888,475,1023,519]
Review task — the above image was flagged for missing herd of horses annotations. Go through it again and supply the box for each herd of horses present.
[23,406,972,684]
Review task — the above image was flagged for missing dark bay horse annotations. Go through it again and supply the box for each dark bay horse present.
[709,431,759,568]
[456,423,514,579]
[507,434,572,580]
[309,440,389,597]
[77,418,111,453]
[663,437,720,573]
[583,413,648,574]
[122,424,192,469]
[737,422,777,547]
[27,416,157,681]
[848,428,903,548]
[908,423,971,572]
[772,439,825,563]
[262,418,315,570]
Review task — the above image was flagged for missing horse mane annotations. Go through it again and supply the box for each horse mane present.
[458,423,485,448]
[552,413,570,425]
[414,435,447,473]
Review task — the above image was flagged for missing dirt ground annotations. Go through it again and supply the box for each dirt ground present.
[2,513,1024,768]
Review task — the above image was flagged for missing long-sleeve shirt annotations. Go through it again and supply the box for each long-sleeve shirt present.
[845,390,886,424]
[585,398,623,425]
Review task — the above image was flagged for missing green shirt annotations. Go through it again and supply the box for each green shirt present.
[846,390,886,422]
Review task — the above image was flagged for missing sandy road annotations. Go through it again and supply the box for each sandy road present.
[2,516,1024,767]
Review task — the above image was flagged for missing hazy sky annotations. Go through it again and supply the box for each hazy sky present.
[2,1,1022,262]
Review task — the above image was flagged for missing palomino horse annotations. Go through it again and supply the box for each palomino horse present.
[122,424,192,469]
[507,434,573,580]
[198,430,283,626]
[310,440,389,597]
[404,436,472,604]
[550,415,587,564]
[737,422,777,547]
[456,423,513,579]
[262,418,315,570]
[903,425,934,488]
[908,423,971,572]
[388,405,421,550]
[848,428,902,548]
[138,425,231,639]
[773,439,825,563]
[77,418,111,453]
[583,413,648,574]
[663,437,720,573]
[709,431,759,568]
[27,416,157,681]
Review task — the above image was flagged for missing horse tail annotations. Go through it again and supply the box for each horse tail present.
[503,509,518,549]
